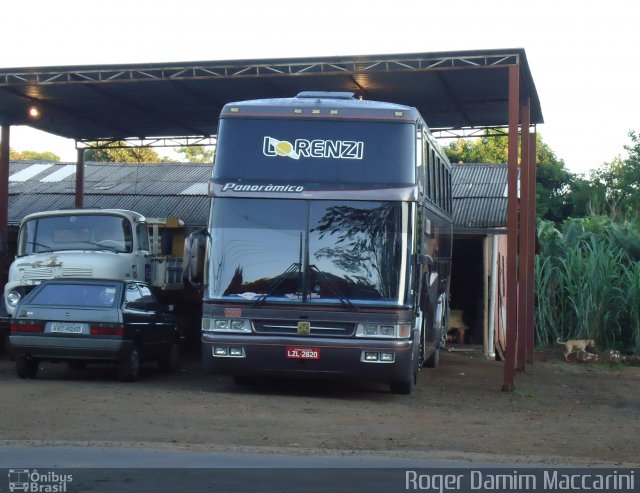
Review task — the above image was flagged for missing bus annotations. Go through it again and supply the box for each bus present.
[198,91,452,394]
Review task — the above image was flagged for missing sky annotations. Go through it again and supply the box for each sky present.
[2,0,639,174]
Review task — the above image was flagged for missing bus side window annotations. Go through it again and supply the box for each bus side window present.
[429,149,436,202]
[435,157,441,207]
[416,131,425,198]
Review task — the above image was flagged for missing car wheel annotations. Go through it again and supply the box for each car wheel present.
[16,355,39,379]
[118,345,140,382]
[67,361,87,371]
[158,342,180,373]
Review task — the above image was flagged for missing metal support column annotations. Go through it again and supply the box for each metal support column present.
[75,147,84,208]
[517,99,531,372]
[0,126,10,284]
[526,129,537,365]
[502,65,520,392]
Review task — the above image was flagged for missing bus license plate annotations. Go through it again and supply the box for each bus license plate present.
[286,347,320,360]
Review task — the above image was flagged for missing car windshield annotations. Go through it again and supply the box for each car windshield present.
[18,215,134,255]
[29,283,120,308]
[207,198,411,306]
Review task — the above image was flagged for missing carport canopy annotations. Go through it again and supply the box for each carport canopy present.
[0,48,542,143]
[0,47,543,390]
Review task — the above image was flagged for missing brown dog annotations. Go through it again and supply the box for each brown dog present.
[557,338,596,361]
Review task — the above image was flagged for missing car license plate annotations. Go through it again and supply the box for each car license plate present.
[50,322,84,334]
[286,347,320,360]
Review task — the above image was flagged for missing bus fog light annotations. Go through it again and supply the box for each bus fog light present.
[364,351,379,361]
[380,352,395,362]
[229,347,245,357]
[213,346,229,356]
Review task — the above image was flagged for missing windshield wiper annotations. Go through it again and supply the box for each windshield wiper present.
[25,240,54,253]
[78,241,122,252]
[309,265,358,312]
[251,262,303,308]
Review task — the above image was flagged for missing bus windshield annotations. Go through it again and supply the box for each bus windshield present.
[207,198,412,306]
[213,118,416,187]
[18,215,134,255]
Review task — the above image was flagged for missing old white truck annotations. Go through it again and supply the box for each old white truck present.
[4,208,185,315]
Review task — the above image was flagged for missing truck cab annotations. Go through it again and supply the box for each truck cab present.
[5,209,154,315]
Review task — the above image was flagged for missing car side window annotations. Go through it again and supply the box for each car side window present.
[125,284,143,303]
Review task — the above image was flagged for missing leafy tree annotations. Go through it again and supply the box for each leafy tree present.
[83,141,171,163]
[176,145,214,163]
[588,131,640,220]
[444,132,588,223]
[8,149,60,161]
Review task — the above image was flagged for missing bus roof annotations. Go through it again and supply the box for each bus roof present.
[221,92,421,122]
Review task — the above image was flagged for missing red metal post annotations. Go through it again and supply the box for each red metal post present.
[75,148,84,208]
[517,100,531,372]
[526,130,537,365]
[0,126,10,284]
[502,65,520,392]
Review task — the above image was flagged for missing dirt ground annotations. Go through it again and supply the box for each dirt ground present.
[1,346,639,466]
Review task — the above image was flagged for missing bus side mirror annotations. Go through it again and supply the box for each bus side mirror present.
[183,229,207,286]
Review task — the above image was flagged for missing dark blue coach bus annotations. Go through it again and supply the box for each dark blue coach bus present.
[199,92,452,394]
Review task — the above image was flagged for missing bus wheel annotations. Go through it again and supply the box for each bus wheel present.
[425,347,440,368]
[390,377,415,395]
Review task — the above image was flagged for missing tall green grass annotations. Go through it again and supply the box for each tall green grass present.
[535,217,640,354]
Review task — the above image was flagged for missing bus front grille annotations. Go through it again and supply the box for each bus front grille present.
[253,320,356,337]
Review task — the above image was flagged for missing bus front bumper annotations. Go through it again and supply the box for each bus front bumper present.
[201,333,416,383]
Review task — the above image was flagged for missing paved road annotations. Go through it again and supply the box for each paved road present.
[0,444,580,493]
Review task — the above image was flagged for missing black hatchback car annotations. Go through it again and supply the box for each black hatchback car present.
[9,279,181,381]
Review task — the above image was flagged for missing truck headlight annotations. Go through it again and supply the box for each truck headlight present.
[7,290,21,307]
[355,323,412,339]
[202,317,251,333]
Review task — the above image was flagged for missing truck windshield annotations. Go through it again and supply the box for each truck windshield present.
[213,118,416,187]
[207,198,411,306]
[18,215,134,255]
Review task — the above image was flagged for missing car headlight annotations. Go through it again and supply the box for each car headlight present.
[355,323,412,339]
[202,317,251,333]
[7,290,21,307]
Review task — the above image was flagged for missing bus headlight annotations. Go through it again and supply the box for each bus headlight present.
[202,317,252,333]
[355,323,412,339]
[7,290,21,307]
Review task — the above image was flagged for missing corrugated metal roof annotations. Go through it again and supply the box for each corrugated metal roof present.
[8,161,212,228]
[8,161,509,231]
[452,164,508,230]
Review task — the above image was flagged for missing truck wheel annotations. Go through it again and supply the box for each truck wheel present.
[16,355,39,379]
[158,342,180,373]
[118,345,140,382]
